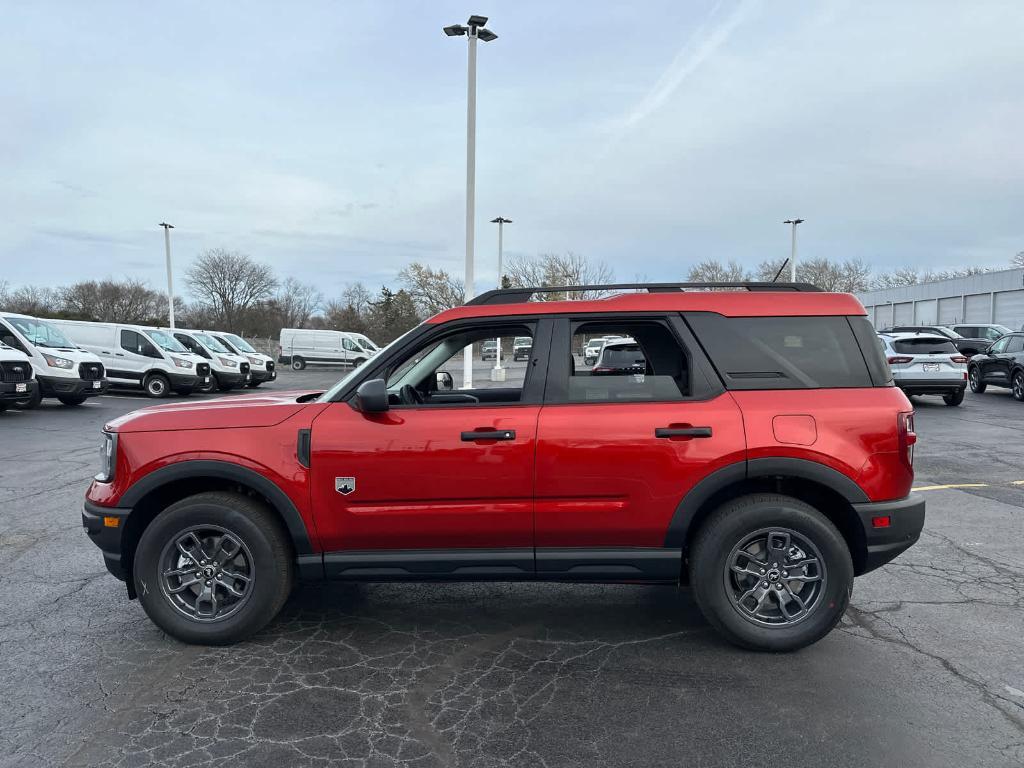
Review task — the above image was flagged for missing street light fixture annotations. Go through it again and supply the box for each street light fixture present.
[783,218,805,283]
[159,222,176,328]
[489,217,512,378]
[445,14,499,389]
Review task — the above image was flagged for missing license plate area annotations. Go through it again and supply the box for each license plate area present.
[92,381,101,389]
[922,363,940,372]
[15,383,27,393]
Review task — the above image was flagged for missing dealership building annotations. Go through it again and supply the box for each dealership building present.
[856,267,1024,331]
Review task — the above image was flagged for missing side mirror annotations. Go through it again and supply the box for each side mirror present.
[354,378,389,413]
[436,371,454,391]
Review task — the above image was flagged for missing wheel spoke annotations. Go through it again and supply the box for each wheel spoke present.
[163,564,198,579]
[730,551,768,579]
[166,575,202,594]
[783,557,822,583]
[776,584,808,620]
[219,569,250,583]
[176,532,206,566]
[766,531,791,562]
[215,575,246,597]
[194,583,218,618]
[213,534,242,566]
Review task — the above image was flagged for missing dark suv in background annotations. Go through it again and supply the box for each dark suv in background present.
[968,332,1024,400]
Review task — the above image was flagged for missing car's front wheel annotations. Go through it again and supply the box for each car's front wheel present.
[57,395,87,406]
[144,373,171,398]
[291,357,306,371]
[968,366,986,393]
[133,492,294,645]
[1013,371,1024,402]
[689,493,853,652]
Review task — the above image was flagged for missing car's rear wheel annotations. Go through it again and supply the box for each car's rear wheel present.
[1013,371,1024,402]
[57,395,87,406]
[133,492,294,645]
[291,357,306,371]
[968,366,986,393]
[943,389,965,406]
[689,493,853,652]
[144,373,171,398]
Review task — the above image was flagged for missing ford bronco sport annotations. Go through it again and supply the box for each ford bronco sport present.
[82,282,924,651]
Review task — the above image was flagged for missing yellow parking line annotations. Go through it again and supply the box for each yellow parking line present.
[911,484,988,492]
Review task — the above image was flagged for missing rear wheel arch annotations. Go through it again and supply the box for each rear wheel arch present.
[669,459,870,578]
[118,461,314,596]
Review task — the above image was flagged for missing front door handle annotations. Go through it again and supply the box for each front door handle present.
[461,429,516,442]
[655,426,712,439]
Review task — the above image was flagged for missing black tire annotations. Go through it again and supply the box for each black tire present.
[968,366,986,393]
[943,389,965,406]
[291,357,306,371]
[144,373,171,398]
[197,376,218,394]
[689,493,853,652]
[57,395,87,406]
[352,357,366,368]
[15,387,42,409]
[1013,370,1024,402]
[133,491,294,645]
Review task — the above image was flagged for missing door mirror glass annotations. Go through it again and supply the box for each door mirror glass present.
[354,378,389,413]
[435,371,454,391]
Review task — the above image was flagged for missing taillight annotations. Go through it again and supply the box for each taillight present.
[898,411,916,467]
[887,356,913,364]
[951,355,968,364]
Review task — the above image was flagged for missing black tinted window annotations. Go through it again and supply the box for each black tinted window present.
[893,338,958,355]
[1005,336,1024,353]
[687,314,873,389]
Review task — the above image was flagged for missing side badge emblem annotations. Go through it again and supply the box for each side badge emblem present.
[335,477,356,496]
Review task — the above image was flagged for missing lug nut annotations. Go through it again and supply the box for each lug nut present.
[775,584,783,590]
[205,580,211,586]
[759,568,766,574]
[762,582,769,588]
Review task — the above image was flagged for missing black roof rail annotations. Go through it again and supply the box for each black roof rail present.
[466,281,822,306]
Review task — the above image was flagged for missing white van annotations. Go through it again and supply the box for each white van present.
[207,331,277,388]
[0,342,38,412]
[48,320,211,398]
[0,312,109,407]
[163,328,251,393]
[347,332,380,356]
[278,328,371,370]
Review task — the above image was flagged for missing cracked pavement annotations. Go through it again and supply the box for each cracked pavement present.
[2,372,1023,767]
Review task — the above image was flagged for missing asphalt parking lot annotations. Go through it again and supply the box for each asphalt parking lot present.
[2,369,1023,767]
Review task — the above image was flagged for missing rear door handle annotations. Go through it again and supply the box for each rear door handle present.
[655,426,712,439]
[461,429,516,442]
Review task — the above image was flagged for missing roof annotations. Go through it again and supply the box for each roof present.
[429,290,866,324]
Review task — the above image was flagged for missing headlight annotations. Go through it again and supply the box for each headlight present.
[172,357,193,369]
[96,431,117,482]
[247,355,263,366]
[42,353,74,370]
[218,356,238,368]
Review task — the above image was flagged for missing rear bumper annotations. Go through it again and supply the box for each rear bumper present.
[0,380,37,401]
[895,377,966,395]
[82,499,130,581]
[37,374,108,398]
[853,495,926,573]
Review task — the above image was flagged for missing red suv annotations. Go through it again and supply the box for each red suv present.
[83,282,923,651]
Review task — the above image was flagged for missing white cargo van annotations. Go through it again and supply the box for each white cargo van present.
[347,332,380,355]
[278,328,370,370]
[0,342,38,412]
[165,328,251,392]
[48,320,211,398]
[0,312,109,407]
[207,331,277,387]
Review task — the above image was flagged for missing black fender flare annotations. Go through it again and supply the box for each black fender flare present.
[663,457,869,548]
[119,459,313,554]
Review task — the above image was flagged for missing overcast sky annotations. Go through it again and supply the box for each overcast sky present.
[1,0,1022,297]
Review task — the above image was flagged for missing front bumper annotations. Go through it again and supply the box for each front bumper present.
[37,374,108,398]
[168,371,202,389]
[212,370,249,388]
[83,499,130,581]
[853,494,926,573]
[895,377,966,395]
[0,379,37,401]
[250,367,277,383]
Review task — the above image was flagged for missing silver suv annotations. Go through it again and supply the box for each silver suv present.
[878,332,968,405]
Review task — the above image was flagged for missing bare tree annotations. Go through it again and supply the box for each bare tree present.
[686,259,750,282]
[4,285,58,315]
[398,262,464,315]
[870,267,921,289]
[273,277,323,329]
[0,280,9,308]
[799,257,872,292]
[186,248,277,329]
[59,278,166,322]
[1013,251,1024,268]
[504,252,614,300]
[342,282,373,316]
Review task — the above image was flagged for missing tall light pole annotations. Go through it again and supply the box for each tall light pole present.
[445,15,498,389]
[490,216,512,377]
[159,222,175,328]
[783,218,804,283]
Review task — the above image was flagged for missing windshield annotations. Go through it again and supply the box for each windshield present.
[319,324,423,402]
[3,316,76,349]
[991,325,1013,338]
[195,332,229,353]
[356,338,376,352]
[223,333,256,353]
[147,329,188,353]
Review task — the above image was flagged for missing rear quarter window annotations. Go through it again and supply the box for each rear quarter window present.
[686,313,880,389]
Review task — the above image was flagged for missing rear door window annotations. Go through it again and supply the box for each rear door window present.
[892,338,958,355]
[1004,335,1024,353]
[686,314,874,389]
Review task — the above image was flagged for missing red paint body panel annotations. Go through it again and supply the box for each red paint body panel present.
[431,291,866,325]
[307,403,539,550]
[733,388,914,501]
[534,395,747,547]
[105,390,322,433]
